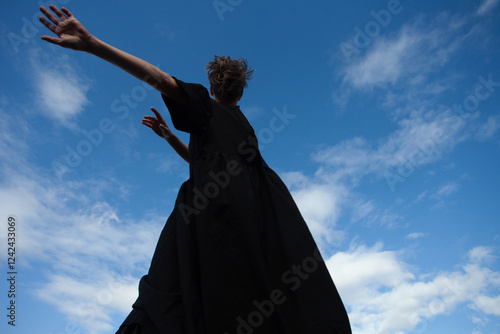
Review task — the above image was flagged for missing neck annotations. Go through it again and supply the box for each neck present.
[215,97,238,106]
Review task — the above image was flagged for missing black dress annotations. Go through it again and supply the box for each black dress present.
[116,79,351,334]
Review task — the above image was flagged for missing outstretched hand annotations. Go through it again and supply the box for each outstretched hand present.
[142,108,189,163]
[142,108,174,139]
[39,5,94,51]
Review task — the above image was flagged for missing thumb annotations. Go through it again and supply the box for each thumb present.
[159,124,172,136]
[41,36,62,45]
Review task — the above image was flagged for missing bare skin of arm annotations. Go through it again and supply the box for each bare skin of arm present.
[142,108,189,163]
[39,5,187,107]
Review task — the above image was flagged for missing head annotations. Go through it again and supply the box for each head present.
[206,55,254,105]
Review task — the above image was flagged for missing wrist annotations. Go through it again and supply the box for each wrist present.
[84,35,101,55]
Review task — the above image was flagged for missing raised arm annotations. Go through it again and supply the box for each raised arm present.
[142,108,189,163]
[39,5,186,105]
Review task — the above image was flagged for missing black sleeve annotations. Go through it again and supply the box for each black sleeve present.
[161,77,212,133]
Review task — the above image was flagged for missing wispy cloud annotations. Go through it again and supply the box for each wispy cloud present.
[406,232,427,239]
[474,114,500,141]
[240,104,266,121]
[35,272,139,334]
[427,180,461,208]
[477,0,500,16]
[334,10,493,118]
[0,167,164,332]
[435,181,460,197]
[340,14,469,91]
[0,100,30,165]
[0,106,162,333]
[312,111,468,184]
[342,26,420,89]
[468,246,497,264]
[29,49,91,128]
[147,151,186,176]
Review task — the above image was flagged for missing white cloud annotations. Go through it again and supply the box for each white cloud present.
[312,111,467,184]
[468,246,497,264]
[0,100,31,168]
[473,295,500,316]
[435,181,460,197]
[477,0,500,16]
[0,167,165,333]
[147,151,185,175]
[475,114,500,141]
[283,106,473,234]
[340,14,469,91]
[0,102,165,332]
[334,11,490,116]
[326,243,500,334]
[327,243,414,302]
[286,177,348,251]
[342,26,420,89]
[415,190,428,202]
[406,232,426,239]
[36,273,140,334]
[29,49,91,127]
[240,104,266,121]
[428,181,461,208]
[350,200,376,224]
[282,171,311,190]
[321,11,500,329]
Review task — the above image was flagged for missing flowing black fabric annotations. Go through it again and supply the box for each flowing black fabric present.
[116,78,351,334]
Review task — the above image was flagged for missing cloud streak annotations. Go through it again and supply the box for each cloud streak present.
[312,111,468,186]
[340,14,469,91]
[477,0,500,16]
[0,166,165,332]
[29,50,91,128]
[0,106,164,333]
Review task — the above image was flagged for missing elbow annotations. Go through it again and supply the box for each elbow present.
[141,67,174,96]
[157,73,177,96]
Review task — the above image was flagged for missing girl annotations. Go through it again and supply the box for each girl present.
[39,5,351,334]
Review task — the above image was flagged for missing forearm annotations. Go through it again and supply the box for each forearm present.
[86,36,178,97]
[165,135,190,163]
[39,6,186,106]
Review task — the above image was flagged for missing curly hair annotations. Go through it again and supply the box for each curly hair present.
[206,55,254,103]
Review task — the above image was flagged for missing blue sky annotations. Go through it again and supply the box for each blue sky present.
[1,0,499,333]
